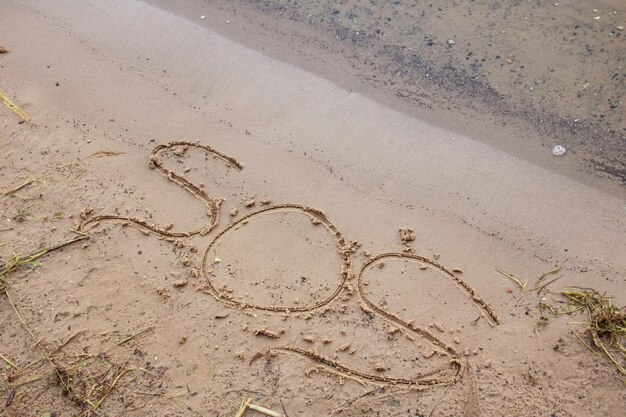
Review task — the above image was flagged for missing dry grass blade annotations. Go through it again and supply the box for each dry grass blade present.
[534,266,562,288]
[248,403,286,417]
[1,169,53,197]
[1,236,89,404]
[532,276,562,294]
[0,235,88,277]
[496,268,527,292]
[116,327,154,347]
[235,398,253,417]
[0,352,18,369]
[0,91,30,121]
[2,289,73,396]
[2,162,82,197]
[87,151,126,158]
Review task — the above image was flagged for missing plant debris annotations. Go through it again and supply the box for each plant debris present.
[559,289,626,378]
[496,268,528,292]
[235,397,285,417]
[87,150,126,158]
[0,91,30,121]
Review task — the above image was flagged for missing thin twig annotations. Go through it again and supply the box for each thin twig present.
[116,327,154,347]
[0,352,18,369]
[279,398,289,417]
[2,289,72,395]
[1,170,53,197]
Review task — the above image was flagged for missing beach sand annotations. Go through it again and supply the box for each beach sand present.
[1,1,624,416]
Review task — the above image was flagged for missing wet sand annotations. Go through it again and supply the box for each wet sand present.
[149,0,626,193]
[1,0,625,416]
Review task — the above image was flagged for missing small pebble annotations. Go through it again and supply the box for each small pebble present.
[552,145,566,156]
[173,278,188,288]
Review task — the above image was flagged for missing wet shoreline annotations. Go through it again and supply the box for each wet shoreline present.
[148,0,626,192]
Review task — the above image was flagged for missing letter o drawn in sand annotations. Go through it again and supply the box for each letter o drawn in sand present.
[202,204,355,312]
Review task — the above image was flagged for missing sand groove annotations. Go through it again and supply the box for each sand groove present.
[79,141,499,388]
[79,141,242,237]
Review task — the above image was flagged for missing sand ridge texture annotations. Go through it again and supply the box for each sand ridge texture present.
[1,0,625,416]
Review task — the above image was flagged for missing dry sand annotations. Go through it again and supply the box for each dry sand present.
[1,1,625,416]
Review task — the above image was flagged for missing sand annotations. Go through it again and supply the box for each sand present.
[149,0,626,193]
[0,0,625,416]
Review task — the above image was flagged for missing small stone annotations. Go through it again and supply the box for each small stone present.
[200,15,206,19]
[616,26,624,31]
[229,207,238,216]
[179,335,187,344]
[244,199,255,207]
[447,39,455,45]
[422,350,436,359]
[552,145,566,156]
[374,362,386,371]
[173,278,188,288]
[504,58,513,64]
